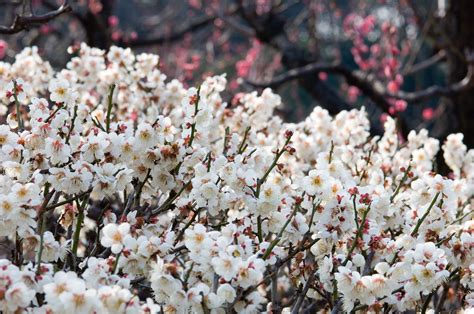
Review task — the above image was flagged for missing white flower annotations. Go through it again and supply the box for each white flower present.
[217,284,236,303]
[184,224,212,251]
[6,79,30,103]
[45,137,71,164]
[49,78,73,104]
[100,223,131,254]
[134,123,156,150]
[212,253,240,281]
[0,125,18,146]
[0,194,21,218]
[5,282,35,312]
[302,170,330,196]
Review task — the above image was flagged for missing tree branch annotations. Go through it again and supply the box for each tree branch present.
[0,1,71,34]
[215,11,255,38]
[402,50,447,76]
[247,50,474,108]
[125,14,215,47]
[246,62,391,112]
[387,52,474,102]
[122,7,238,48]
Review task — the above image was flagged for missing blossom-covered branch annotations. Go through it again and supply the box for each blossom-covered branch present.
[0,44,472,313]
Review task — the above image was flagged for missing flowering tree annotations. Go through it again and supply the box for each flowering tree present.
[0,44,472,313]
[2,0,474,148]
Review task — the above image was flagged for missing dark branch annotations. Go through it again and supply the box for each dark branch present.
[121,7,240,48]
[246,62,342,89]
[215,12,255,38]
[125,14,216,47]
[388,53,474,102]
[247,51,474,107]
[246,62,391,112]
[402,50,447,76]
[0,2,71,34]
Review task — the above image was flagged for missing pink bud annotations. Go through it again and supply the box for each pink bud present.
[383,65,392,78]
[229,80,239,91]
[380,113,389,123]
[188,0,201,9]
[387,81,399,93]
[108,15,119,27]
[111,31,122,42]
[235,60,250,77]
[394,100,407,112]
[395,74,403,85]
[347,86,360,103]
[370,44,381,55]
[318,72,328,81]
[422,108,434,120]
[40,24,51,34]
[0,40,7,59]
[130,110,138,121]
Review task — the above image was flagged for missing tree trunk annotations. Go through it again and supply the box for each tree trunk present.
[447,0,474,148]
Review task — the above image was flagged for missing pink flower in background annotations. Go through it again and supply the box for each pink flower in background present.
[111,31,122,42]
[108,16,119,27]
[422,108,434,120]
[229,79,239,90]
[387,81,399,93]
[347,86,360,103]
[40,24,52,34]
[88,0,102,14]
[0,40,7,59]
[231,92,244,106]
[256,0,271,15]
[359,15,376,36]
[394,100,407,112]
[188,0,201,9]
[235,40,261,78]
[236,60,251,77]
[318,72,328,81]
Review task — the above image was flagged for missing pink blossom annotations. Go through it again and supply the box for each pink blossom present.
[108,16,119,27]
[236,60,251,77]
[370,44,381,55]
[394,100,407,112]
[347,86,360,103]
[40,25,52,34]
[188,0,201,9]
[422,108,434,120]
[0,40,7,59]
[88,0,102,14]
[387,81,399,93]
[111,31,122,42]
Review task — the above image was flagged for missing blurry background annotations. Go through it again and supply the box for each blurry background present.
[1,0,474,149]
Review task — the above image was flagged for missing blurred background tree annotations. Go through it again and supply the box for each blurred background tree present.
[1,0,473,149]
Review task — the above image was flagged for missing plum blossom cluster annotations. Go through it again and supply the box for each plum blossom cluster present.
[0,44,472,313]
[343,13,410,115]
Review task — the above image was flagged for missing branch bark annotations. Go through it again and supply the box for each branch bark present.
[120,7,238,48]
[0,2,71,34]
[247,50,474,107]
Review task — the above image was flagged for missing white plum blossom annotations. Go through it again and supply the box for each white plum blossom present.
[0,44,470,313]
[100,223,131,254]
